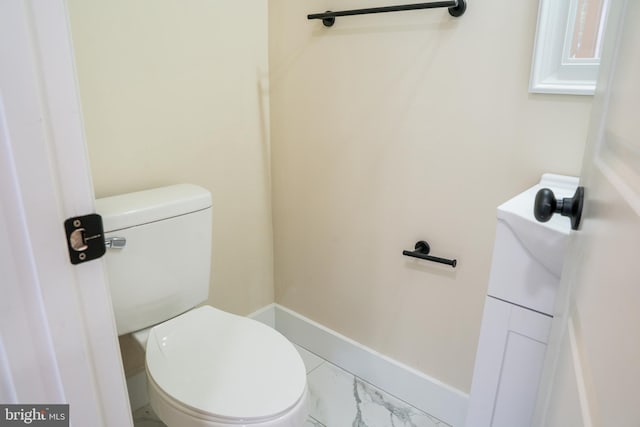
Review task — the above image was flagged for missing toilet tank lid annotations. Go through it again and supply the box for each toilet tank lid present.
[96,184,212,232]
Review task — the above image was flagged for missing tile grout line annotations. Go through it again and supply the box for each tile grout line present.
[306,360,326,375]
[307,414,326,426]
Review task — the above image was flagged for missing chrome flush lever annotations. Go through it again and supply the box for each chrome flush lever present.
[105,237,126,249]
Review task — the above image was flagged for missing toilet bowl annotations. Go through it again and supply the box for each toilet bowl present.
[134,306,308,427]
[96,185,308,426]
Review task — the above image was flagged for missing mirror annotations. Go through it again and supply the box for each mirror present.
[530,0,610,95]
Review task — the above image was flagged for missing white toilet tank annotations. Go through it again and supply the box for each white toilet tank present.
[96,184,212,335]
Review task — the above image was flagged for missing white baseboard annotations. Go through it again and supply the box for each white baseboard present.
[249,304,469,427]
[247,303,276,328]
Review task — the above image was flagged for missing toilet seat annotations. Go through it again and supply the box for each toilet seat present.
[145,305,308,426]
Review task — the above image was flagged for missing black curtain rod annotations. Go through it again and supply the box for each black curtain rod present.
[308,0,466,27]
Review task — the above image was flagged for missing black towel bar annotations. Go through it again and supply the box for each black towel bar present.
[308,0,466,27]
[403,240,457,268]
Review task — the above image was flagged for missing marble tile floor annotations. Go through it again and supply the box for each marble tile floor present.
[133,344,449,427]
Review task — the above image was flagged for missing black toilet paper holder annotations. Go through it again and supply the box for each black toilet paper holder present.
[403,241,457,268]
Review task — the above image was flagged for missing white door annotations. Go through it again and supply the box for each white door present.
[0,1,132,425]
[535,1,640,425]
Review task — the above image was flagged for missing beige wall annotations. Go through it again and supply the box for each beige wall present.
[68,0,272,315]
[269,0,593,392]
[69,0,594,397]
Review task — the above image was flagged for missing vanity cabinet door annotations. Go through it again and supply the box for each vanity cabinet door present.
[466,297,552,427]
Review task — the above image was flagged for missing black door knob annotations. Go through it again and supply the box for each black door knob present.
[533,186,584,230]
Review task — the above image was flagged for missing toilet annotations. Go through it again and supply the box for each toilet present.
[96,184,308,427]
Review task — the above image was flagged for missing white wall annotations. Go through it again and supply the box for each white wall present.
[67,0,272,316]
[269,0,593,392]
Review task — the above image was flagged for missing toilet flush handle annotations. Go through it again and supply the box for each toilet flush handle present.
[534,187,584,230]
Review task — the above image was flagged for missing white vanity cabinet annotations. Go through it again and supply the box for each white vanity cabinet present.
[465,174,578,427]
[466,296,552,427]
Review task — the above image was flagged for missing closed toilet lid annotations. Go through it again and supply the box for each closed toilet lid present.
[145,306,307,421]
